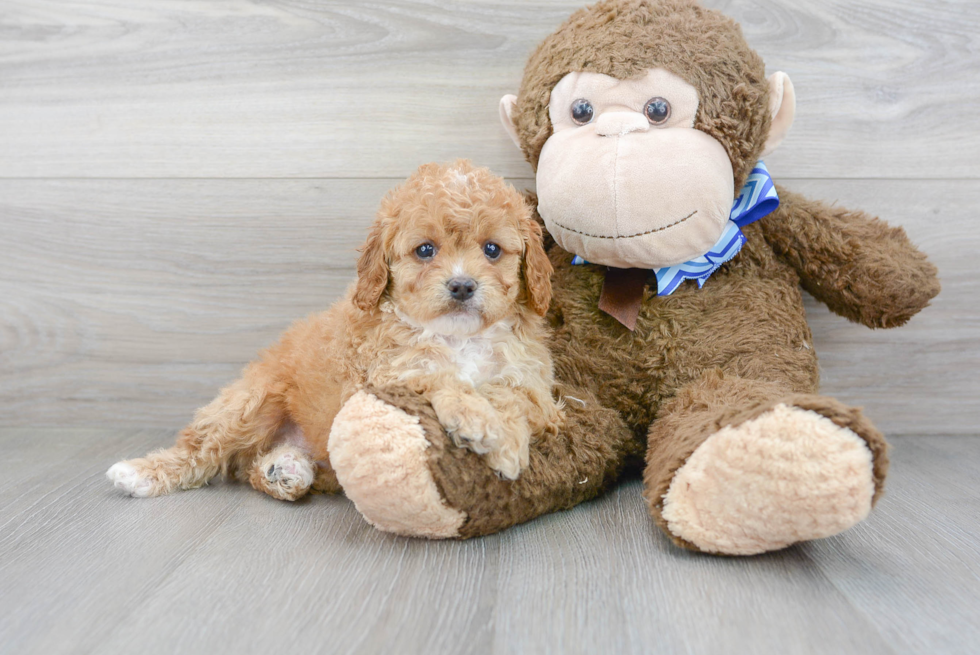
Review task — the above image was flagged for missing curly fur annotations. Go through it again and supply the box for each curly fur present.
[107,160,562,498]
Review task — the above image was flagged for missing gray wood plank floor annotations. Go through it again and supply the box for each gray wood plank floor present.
[0,430,977,655]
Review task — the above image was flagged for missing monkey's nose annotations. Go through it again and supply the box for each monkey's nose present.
[447,277,478,302]
[594,111,650,137]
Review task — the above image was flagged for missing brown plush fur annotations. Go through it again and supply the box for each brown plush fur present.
[512,0,772,191]
[406,188,913,541]
[763,186,941,328]
[342,0,938,547]
[107,160,562,497]
[367,382,643,539]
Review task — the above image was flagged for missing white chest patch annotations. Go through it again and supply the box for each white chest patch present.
[386,312,513,388]
[407,328,505,387]
[442,332,498,385]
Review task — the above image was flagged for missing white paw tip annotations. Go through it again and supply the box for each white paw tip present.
[267,453,314,488]
[106,462,155,497]
[487,454,522,481]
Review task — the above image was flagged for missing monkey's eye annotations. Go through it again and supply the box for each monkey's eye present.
[415,243,436,260]
[483,242,502,260]
[644,97,671,124]
[570,98,594,125]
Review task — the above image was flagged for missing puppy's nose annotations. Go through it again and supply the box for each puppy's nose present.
[447,277,478,302]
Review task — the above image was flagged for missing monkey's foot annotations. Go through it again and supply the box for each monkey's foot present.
[328,390,466,538]
[660,404,877,555]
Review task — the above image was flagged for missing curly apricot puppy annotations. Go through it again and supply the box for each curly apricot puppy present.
[107,160,561,501]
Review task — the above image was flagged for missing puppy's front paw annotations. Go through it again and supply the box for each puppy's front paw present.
[106,461,161,498]
[484,425,531,481]
[435,400,502,456]
[432,394,500,455]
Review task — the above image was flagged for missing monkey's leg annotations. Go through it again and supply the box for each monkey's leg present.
[107,367,286,498]
[643,370,889,555]
[327,383,641,539]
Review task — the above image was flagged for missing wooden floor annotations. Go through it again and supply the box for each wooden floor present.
[0,430,977,655]
[2,1,979,653]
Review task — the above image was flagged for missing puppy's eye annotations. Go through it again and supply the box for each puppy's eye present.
[415,243,436,260]
[570,98,594,125]
[644,97,671,124]
[483,242,502,260]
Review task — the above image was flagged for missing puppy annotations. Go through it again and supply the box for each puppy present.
[107,160,561,501]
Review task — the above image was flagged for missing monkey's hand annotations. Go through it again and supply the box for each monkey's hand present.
[761,185,940,328]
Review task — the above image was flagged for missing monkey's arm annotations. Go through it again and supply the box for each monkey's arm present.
[760,184,940,328]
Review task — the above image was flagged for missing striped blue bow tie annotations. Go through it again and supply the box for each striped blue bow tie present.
[571,161,779,295]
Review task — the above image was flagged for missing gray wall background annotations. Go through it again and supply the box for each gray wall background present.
[1,0,977,433]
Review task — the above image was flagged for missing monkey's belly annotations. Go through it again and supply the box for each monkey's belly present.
[548,258,818,434]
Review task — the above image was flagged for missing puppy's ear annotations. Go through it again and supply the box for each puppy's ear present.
[353,219,389,311]
[519,208,553,316]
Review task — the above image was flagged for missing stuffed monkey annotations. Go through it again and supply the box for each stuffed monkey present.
[327,0,939,554]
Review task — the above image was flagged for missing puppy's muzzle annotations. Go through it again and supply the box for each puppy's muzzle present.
[447,277,478,302]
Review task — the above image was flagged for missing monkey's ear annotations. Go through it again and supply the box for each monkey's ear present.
[761,72,796,157]
[499,94,522,150]
[353,219,389,311]
[519,209,553,316]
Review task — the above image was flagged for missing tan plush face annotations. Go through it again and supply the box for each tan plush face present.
[533,68,735,269]
[353,162,553,335]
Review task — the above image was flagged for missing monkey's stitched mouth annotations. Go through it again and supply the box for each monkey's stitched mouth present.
[552,210,697,239]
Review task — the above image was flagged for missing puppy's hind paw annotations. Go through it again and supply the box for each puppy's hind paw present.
[254,448,314,501]
[106,461,160,498]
